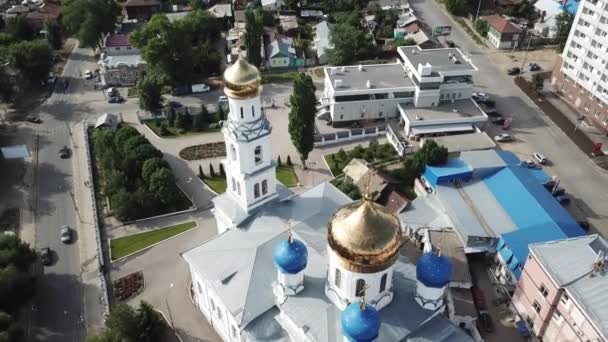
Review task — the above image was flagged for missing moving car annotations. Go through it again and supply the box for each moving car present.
[59,146,71,159]
[471,92,489,102]
[528,63,541,71]
[40,247,52,266]
[556,195,571,206]
[478,102,497,114]
[552,188,566,196]
[167,101,183,109]
[445,40,456,48]
[84,70,93,79]
[26,116,42,124]
[523,160,540,169]
[578,220,590,231]
[108,96,124,104]
[507,67,521,75]
[533,152,548,164]
[478,312,495,333]
[491,117,505,125]
[494,133,513,142]
[61,225,72,243]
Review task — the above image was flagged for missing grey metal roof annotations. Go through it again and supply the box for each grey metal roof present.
[326,63,415,92]
[530,235,608,338]
[424,133,496,153]
[187,181,473,341]
[460,149,506,170]
[266,39,296,59]
[398,46,476,74]
[400,194,453,232]
[314,21,333,58]
[428,230,471,285]
[225,113,272,143]
[406,314,475,342]
[436,184,494,239]
[100,54,146,68]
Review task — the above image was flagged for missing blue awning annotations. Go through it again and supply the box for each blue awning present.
[499,247,513,264]
[496,238,505,251]
[516,321,531,337]
[509,256,520,271]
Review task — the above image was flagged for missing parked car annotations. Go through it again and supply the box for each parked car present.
[471,92,489,102]
[59,146,71,159]
[26,116,42,124]
[218,95,228,103]
[478,312,495,333]
[528,63,541,71]
[108,96,124,104]
[507,67,521,75]
[478,102,497,114]
[491,117,505,125]
[60,225,72,243]
[494,133,513,142]
[191,83,211,93]
[40,247,52,266]
[445,40,456,48]
[106,87,117,97]
[84,70,93,79]
[523,160,540,169]
[172,85,190,96]
[556,195,571,205]
[578,220,590,231]
[167,101,183,108]
[533,152,548,164]
[552,188,566,197]
[47,72,56,85]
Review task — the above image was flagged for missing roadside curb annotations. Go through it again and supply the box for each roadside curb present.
[155,309,184,342]
[197,176,220,196]
[109,221,199,264]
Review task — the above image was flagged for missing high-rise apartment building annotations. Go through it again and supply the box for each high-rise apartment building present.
[552,0,608,131]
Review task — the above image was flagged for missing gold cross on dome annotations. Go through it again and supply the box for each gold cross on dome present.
[285,219,298,243]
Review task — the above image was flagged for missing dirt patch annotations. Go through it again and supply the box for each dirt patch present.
[0,208,19,233]
[514,76,603,157]
[179,142,226,160]
[113,271,144,302]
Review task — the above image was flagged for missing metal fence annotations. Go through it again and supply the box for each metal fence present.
[314,125,388,147]
[82,122,110,316]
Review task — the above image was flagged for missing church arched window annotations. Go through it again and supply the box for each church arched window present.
[237,182,241,196]
[254,146,262,165]
[355,279,366,297]
[334,269,342,288]
[230,144,237,161]
[380,274,387,292]
[252,105,255,117]
[240,107,244,119]
[254,183,260,199]
[262,180,268,195]
[231,178,236,191]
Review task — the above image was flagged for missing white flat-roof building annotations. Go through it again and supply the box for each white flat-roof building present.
[321,46,486,138]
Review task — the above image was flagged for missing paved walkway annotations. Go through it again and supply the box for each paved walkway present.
[107,210,202,239]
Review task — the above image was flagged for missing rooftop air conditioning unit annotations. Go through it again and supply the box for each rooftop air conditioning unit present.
[366,80,371,88]
[358,64,364,71]
[334,79,343,88]
[330,68,337,75]
[341,66,346,72]
[411,49,417,54]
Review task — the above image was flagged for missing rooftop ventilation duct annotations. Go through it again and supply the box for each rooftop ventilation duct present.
[334,79,343,88]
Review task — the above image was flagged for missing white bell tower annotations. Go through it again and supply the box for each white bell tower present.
[221,58,278,216]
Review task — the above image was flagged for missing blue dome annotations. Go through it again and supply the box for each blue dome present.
[416,252,453,288]
[341,302,381,342]
[273,238,308,274]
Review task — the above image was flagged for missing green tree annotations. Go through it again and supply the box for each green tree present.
[137,73,164,112]
[136,301,166,341]
[182,108,192,130]
[444,0,468,15]
[244,8,264,68]
[62,0,120,49]
[219,163,225,177]
[111,189,140,221]
[327,12,372,65]
[44,19,62,50]
[0,235,37,271]
[391,37,417,47]
[217,105,225,121]
[6,40,53,81]
[287,155,292,166]
[531,73,545,92]
[192,114,203,131]
[277,155,282,166]
[288,73,317,167]
[88,301,165,342]
[0,265,35,313]
[555,10,574,52]
[104,303,139,341]
[105,170,127,196]
[147,168,178,204]
[6,16,34,41]
[142,158,169,184]
[209,164,216,178]
[166,107,175,126]
[474,19,489,37]
[174,112,186,130]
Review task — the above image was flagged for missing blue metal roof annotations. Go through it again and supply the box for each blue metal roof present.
[561,0,579,15]
[423,158,472,188]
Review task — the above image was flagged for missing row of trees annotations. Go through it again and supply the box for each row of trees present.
[93,126,188,221]
[87,302,166,342]
[62,0,120,49]
[0,234,37,341]
[326,12,375,65]
[389,140,448,186]
[244,8,264,68]
[130,11,222,85]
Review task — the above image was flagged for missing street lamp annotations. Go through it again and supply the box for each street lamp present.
[165,283,175,328]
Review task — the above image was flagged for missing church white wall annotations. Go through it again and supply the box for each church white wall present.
[224,128,273,177]
[415,280,446,310]
[325,249,394,311]
[227,95,263,123]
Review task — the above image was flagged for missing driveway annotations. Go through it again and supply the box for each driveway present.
[110,210,221,342]
[409,0,608,235]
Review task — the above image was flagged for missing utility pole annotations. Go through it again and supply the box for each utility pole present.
[519,32,533,73]
[475,0,482,22]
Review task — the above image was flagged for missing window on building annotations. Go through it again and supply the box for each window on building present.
[240,107,244,119]
[335,269,342,288]
[380,274,388,292]
[197,282,202,293]
[584,103,591,111]
[533,300,542,313]
[254,146,262,164]
[525,317,534,329]
[232,178,236,191]
[230,144,237,161]
[561,293,570,304]
[355,279,366,297]
[252,105,255,117]
[539,284,549,297]
[210,298,216,311]
[262,180,268,194]
[237,182,241,195]
[553,310,562,321]
[217,308,222,320]
[254,183,260,198]
[379,111,383,117]
[340,115,344,120]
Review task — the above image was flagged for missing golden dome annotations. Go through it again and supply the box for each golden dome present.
[327,198,402,273]
[223,57,261,98]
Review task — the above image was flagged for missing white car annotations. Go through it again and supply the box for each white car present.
[107,87,116,97]
[472,92,489,101]
[533,152,548,164]
[84,70,93,79]
[218,95,228,103]
[494,133,513,142]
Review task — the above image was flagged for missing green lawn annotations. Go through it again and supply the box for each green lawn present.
[204,176,227,194]
[145,119,221,138]
[203,165,299,194]
[262,71,299,84]
[324,142,399,176]
[276,165,298,187]
[110,221,197,260]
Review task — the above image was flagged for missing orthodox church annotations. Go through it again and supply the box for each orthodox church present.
[182,58,474,342]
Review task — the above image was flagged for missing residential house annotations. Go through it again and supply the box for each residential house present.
[261,0,284,10]
[208,3,233,20]
[313,20,333,64]
[533,0,562,38]
[98,34,147,86]
[26,1,61,31]
[373,0,411,11]
[4,3,34,19]
[279,15,298,36]
[511,235,608,341]
[95,113,122,131]
[485,15,522,49]
[124,0,161,20]
[265,36,296,69]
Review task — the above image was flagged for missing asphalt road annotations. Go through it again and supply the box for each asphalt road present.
[30,43,99,342]
[410,0,608,235]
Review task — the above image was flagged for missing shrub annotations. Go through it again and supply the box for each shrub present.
[474,19,489,38]
[198,165,205,179]
[287,155,293,166]
[277,155,282,166]
[159,123,169,136]
[219,163,226,177]
[209,164,216,178]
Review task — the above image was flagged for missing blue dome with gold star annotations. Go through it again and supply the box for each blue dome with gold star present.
[273,236,308,274]
[341,302,381,342]
[416,251,452,288]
